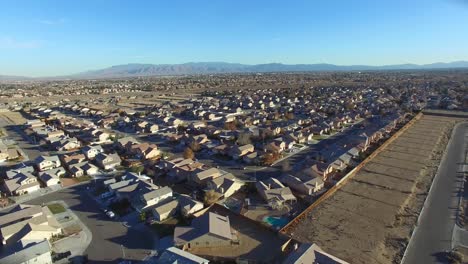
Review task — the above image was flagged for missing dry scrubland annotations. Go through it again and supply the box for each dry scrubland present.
[289,114,463,264]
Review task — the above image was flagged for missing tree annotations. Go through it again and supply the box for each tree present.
[130,165,145,174]
[204,190,221,205]
[262,152,280,166]
[183,147,195,159]
[189,141,201,152]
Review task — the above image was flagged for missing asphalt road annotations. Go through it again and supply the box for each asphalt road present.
[402,122,467,264]
[26,184,156,263]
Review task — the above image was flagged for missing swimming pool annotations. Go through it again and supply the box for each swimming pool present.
[263,216,289,229]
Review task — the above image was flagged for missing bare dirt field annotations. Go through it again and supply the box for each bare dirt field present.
[287,114,466,264]
[0,110,27,125]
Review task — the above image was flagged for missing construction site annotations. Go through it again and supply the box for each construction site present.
[281,112,467,264]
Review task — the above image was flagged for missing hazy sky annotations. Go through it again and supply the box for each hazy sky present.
[1,0,468,76]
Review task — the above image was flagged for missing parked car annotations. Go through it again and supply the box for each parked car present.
[106,211,115,218]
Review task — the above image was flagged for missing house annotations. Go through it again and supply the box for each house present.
[95,153,122,170]
[157,246,209,264]
[34,155,61,171]
[130,143,161,160]
[61,153,86,168]
[81,145,104,159]
[310,162,334,182]
[38,167,65,187]
[159,158,204,182]
[283,243,349,264]
[174,212,235,248]
[117,136,140,150]
[281,174,324,196]
[256,178,296,209]
[2,172,40,196]
[0,240,53,264]
[190,168,223,187]
[151,199,179,222]
[93,130,110,142]
[68,163,84,177]
[5,166,35,179]
[148,124,159,133]
[206,173,244,198]
[178,194,204,217]
[141,186,173,209]
[54,138,81,151]
[0,204,61,245]
[79,162,99,175]
[265,141,284,153]
[243,152,258,164]
[229,144,254,160]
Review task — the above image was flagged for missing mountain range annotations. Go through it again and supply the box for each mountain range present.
[2,61,468,80]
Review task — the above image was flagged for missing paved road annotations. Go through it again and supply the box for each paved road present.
[26,183,157,263]
[402,122,467,264]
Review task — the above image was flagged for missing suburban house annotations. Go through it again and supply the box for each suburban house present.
[159,158,204,182]
[256,178,297,209]
[81,145,104,159]
[141,186,173,209]
[151,199,179,222]
[53,137,81,151]
[190,168,223,187]
[157,246,209,264]
[34,155,61,172]
[0,240,53,264]
[38,167,65,187]
[178,194,204,217]
[2,172,40,196]
[281,174,325,196]
[130,142,161,160]
[61,153,86,168]
[206,173,244,198]
[0,204,61,246]
[174,212,236,249]
[283,243,349,264]
[229,144,254,160]
[95,153,122,170]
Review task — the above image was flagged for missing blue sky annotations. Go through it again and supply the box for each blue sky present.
[1,0,468,76]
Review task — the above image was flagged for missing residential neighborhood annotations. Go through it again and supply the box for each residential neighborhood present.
[0,70,467,264]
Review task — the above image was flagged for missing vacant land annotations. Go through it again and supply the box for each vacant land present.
[287,114,465,264]
[0,110,27,125]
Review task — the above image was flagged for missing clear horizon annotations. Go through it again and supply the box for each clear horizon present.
[2,0,468,77]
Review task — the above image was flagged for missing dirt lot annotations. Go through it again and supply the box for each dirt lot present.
[287,114,465,264]
[0,110,27,125]
[188,204,288,263]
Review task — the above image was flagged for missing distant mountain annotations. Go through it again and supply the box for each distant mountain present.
[71,61,468,78]
[0,75,30,81]
[2,61,468,80]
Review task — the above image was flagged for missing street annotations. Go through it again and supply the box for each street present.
[25,184,157,263]
[402,122,468,263]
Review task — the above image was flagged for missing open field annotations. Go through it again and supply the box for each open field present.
[286,114,467,264]
[0,110,27,125]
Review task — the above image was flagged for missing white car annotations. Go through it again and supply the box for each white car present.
[106,211,115,218]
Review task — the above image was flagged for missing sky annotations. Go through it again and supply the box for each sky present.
[1,0,468,77]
